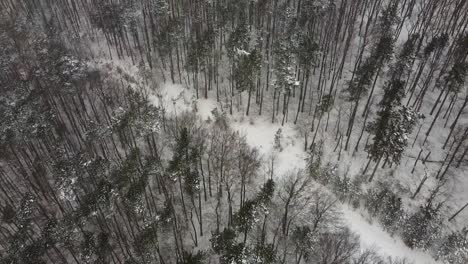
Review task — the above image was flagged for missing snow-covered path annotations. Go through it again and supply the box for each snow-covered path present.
[231,113,440,263]
[342,206,439,264]
[153,82,440,264]
[93,55,441,264]
[147,81,439,263]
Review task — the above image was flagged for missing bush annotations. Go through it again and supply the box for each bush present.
[436,230,468,264]
[401,205,442,249]
[379,191,404,233]
[348,174,366,208]
[331,174,350,201]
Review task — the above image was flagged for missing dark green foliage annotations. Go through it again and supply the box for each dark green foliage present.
[226,23,250,58]
[223,243,248,264]
[168,126,201,198]
[233,200,258,232]
[445,62,468,93]
[233,49,262,92]
[124,257,141,264]
[114,148,141,189]
[273,128,283,151]
[296,34,319,68]
[402,205,443,249]
[16,193,36,228]
[186,29,215,72]
[80,231,97,263]
[148,0,170,18]
[211,228,237,254]
[169,127,197,175]
[125,173,149,204]
[331,174,351,200]
[212,180,276,263]
[184,170,200,197]
[379,79,406,109]
[380,193,403,231]
[390,34,419,79]
[42,218,59,247]
[376,0,400,36]
[366,34,422,164]
[346,1,398,102]
[96,232,112,263]
[452,33,468,60]
[292,225,313,257]
[372,35,395,67]
[21,241,47,264]
[256,179,275,205]
[307,143,323,179]
[318,94,334,115]
[134,221,160,255]
[348,175,366,208]
[366,106,420,163]
[156,16,183,54]
[253,243,276,264]
[125,158,154,206]
[210,229,247,264]
[297,0,329,27]
[346,57,379,101]
[233,179,275,231]
[364,186,403,230]
[80,179,112,218]
[436,230,468,263]
[423,34,449,58]
[2,204,15,223]
[89,1,126,33]
[179,250,207,264]
[274,38,297,92]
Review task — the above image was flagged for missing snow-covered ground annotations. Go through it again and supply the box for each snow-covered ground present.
[232,117,307,178]
[147,81,440,264]
[342,206,439,264]
[89,51,445,263]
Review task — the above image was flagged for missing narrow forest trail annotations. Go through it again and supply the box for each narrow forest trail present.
[98,54,442,262]
[151,80,441,264]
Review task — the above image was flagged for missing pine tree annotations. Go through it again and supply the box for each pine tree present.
[365,35,422,181]
[344,1,399,150]
[232,48,262,115]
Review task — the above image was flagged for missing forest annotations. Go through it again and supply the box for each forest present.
[0,0,467,263]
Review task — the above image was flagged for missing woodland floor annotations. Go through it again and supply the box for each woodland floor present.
[88,34,468,263]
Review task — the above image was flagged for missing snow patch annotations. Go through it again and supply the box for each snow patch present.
[231,117,307,178]
[148,83,217,121]
[342,206,441,264]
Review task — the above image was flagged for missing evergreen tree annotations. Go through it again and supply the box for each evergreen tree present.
[365,35,422,180]
[344,1,399,150]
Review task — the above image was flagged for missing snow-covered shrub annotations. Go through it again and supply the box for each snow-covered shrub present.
[401,205,443,250]
[347,174,366,209]
[330,174,351,201]
[273,128,283,152]
[366,105,421,165]
[363,187,382,217]
[379,190,404,233]
[211,228,237,255]
[362,185,404,233]
[310,162,336,186]
[307,142,324,180]
[436,230,468,264]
